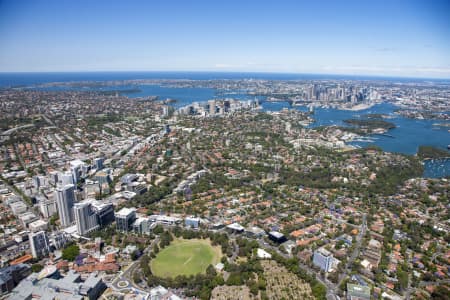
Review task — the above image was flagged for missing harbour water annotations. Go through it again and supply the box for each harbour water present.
[423,158,450,178]
[0,72,449,177]
[265,102,449,156]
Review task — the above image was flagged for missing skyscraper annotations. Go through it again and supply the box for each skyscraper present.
[29,231,50,259]
[208,100,216,115]
[74,201,99,236]
[59,171,74,186]
[93,157,105,170]
[38,197,57,219]
[70,160,84,184]
[55,184,75,227]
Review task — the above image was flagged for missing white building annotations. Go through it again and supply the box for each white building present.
[39,198,57,219]
[55,184,75,227]
[133,217,152,235]
[9,201,28,216]
[28,220,48,232]
[257,248,272,259]
[115,207,136,232]
[74,201,99,236]
[49,231,71,250]
[70,159,86,184]
[19,212,38,228]
[59,171,74,186]
[313,247,340,272]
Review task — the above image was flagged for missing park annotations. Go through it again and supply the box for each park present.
[150,239,222,278]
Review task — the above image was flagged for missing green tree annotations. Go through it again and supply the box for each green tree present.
[133,273,142,284]
[206,264,217,277]
[49,214,58,226]
[62,244,80,261]
[131,249,140,261]
[31,264,43,273]
[311,282,327,300]
[396,267,409,292]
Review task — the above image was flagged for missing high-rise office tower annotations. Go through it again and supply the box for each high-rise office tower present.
[68,159,87,185]
[55,184,75,227]
[115,207,136,232]
[93,157,105,170]
[74,201,99,236]
[29,231,50,259]
[91,201,115,227]
[39,197,57,219]
[59,171,74,186]
[208,100,216,115]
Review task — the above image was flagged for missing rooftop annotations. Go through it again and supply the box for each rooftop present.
[115,207,136,217]
[9,270,104,300]
[347,283,371,300]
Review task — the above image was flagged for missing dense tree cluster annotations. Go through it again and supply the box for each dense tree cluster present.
[62,243,80,261]
[129,183,173,207]
[417,145,450,159]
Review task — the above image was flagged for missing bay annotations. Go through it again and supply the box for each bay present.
[0,71,448,177]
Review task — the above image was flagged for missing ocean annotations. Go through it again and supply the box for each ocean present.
[1,71,447,88]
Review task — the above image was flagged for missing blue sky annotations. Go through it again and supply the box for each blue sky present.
[0,0,449,78]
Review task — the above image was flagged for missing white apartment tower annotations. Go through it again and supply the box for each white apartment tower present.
[55,184,75,227]
[74,201,99,236]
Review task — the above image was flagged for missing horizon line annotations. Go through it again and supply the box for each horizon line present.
[0,69,449,80]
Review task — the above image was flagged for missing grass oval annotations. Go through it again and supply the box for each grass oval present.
[150,239,221,278]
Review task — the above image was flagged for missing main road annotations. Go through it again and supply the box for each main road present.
[111,236,159,291]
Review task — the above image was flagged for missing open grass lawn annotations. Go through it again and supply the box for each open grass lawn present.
[150,238,222,278]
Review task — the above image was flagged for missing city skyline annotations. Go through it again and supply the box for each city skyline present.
[0,0,450,78]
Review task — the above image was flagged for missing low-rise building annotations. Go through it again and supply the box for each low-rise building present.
[19,212,39,228]
[245,226,266,238]
[133,217,152,234]
[185,216,200,228]
[226,222,245,233]
[347,283,371,300]
[28,219,48,232]
[9,270,106,300]
[0,264,31,295]
[268,231,287,244]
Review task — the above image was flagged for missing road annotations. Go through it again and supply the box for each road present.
[41,114,56,127]
[111,236,159,291]
[229,238,239,262]
[338,213,367,287]
[323,213,367,299]
[418,279,450,287]
[0,174,31,205]
[1,124,35,135]
[107,215,368,299]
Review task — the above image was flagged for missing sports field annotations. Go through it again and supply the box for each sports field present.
[150,238,222,278]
